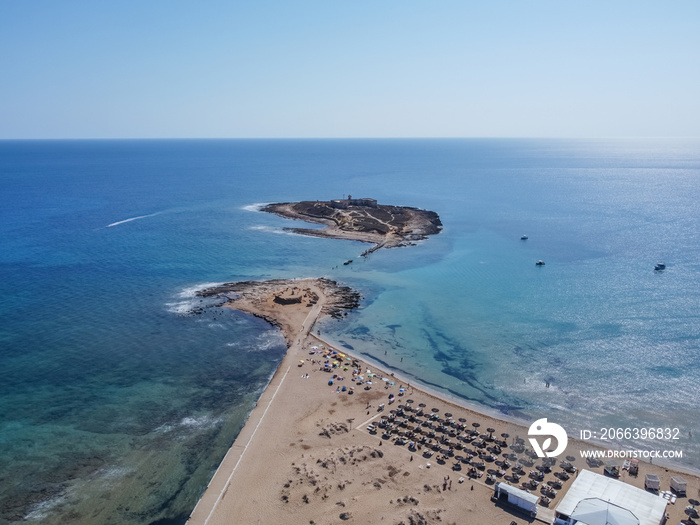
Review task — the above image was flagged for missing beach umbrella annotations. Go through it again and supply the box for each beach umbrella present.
[566,455,576,462]
[459,418,467,423]
[406,399,414,404]
[418,402,426,407]
[432,408,439,413]
[472,422,481,428]
[445,412,453,418]
[501,432,509,438]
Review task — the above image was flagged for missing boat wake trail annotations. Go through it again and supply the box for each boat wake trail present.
[107,212,161,228]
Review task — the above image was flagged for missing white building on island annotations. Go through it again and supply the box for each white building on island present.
[330,196,378,209]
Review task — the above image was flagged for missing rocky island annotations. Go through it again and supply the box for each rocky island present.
[262,197,442,255]
[197,278,360,345]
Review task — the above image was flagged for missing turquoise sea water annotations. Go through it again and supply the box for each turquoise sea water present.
[1,139,699,523]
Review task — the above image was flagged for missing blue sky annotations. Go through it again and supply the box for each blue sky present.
[1,1,698,138]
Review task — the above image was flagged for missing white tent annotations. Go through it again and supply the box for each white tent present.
[494,482,539,515]
[555,470,667,525]
[570,498,640,525]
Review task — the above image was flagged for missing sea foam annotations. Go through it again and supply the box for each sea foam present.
[166,282,224,315]
[226,329,285,352]
[249,225,299,236]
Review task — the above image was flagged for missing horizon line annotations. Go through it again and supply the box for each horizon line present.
[1,136,699,141]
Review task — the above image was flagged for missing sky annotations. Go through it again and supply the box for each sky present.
[1,1,699,139]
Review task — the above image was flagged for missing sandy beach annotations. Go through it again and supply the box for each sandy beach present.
[187,279,700,525]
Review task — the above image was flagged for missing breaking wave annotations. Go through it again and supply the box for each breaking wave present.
[241,202,271,212]
[249,225,298,236]
[166,282,224,315]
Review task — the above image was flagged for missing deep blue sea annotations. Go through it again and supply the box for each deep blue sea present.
[1,139,699,523]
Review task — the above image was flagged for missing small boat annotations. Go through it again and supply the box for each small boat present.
[654,262,666,271]
[521,235,528,240]
[535,260,546,266]
[343,260,353,265]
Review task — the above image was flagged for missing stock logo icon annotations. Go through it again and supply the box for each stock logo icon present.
[528,418,568,458]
